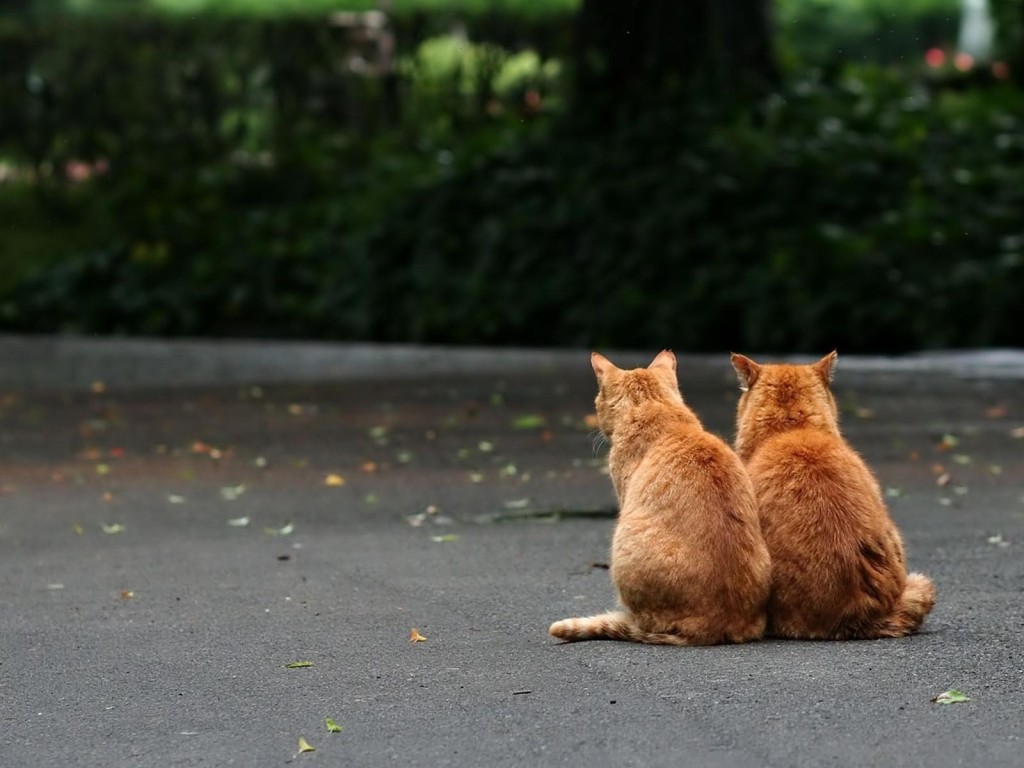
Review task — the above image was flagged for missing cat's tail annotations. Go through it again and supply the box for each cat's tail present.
[877,572,936,637]
[549,611,693,646]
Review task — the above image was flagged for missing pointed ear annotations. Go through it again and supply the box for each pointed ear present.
[648,349,676,372]
[591,352,616,383]
[814,350,838,384]
[731,353,760,392]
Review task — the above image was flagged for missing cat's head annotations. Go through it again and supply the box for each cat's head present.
[730,351,840,437]
[590,350,684,437]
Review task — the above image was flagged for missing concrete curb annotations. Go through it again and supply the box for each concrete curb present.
[1,334,1022,392]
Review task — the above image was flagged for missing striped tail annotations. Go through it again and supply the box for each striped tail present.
[549,610,693,646]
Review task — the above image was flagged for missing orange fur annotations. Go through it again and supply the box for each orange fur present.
[731,352,936,640]
[550,350,772,646]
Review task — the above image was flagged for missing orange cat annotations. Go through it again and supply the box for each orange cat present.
[731,351,935,639]
[549,350,771,645]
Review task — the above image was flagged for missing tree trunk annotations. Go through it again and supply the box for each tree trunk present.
[573,0,778,123]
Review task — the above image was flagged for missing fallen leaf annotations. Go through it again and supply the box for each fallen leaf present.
[499,463,518,478]
[884,487,903,499]
[227,516,250,528]
[284,661,314,668]
[468,472,485,483]
[395,450,414,464]
[937,497,953,506]
[513,415,546,429]
[264,522,295,536]
[360,461,378,473]
[987,534,1009,547]
[101,523,125,534]
[46,583,65,590]
[220,484,246,501]
[932,689,970,704]
[425,504,440,515]
[168,494,186,504]
[504,498,531,509]
[90,380,107,394]
[430,534,460,543]
[297,736,316,753]
[1011,426,1024,439]
[325,717,343,733]
[120,590,134,599]
[937,433,959,451]
[984,405,1008,419]
[936,473,951,487]
[324,473,346,487]
[951,454,971,466]
[854,407,875,419]
[254,456,268,468]
[988,464,1003,475]
[71,523,84,535]
[101,492,114,502]
[409,628,427,643]
[96,463,111,476]
[478,441,494,453]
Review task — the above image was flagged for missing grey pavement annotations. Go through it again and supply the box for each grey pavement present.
[1,336,1023,767]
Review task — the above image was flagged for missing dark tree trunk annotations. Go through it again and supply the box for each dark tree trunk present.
[573,0,778,123]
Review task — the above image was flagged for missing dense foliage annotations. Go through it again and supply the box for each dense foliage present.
[1,3,1023,352]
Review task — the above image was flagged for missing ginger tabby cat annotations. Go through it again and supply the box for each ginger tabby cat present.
[731,351,935,639]
[549,350,771,645]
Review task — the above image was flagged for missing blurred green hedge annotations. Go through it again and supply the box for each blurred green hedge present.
[2,10,1023,352]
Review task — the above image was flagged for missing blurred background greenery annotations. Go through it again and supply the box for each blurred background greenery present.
[1,0,1021,351]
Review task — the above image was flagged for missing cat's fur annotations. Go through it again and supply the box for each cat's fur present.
[731,351,935,639]
[549,350,771,645]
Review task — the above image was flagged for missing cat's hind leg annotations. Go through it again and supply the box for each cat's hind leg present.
[549,610,694,645]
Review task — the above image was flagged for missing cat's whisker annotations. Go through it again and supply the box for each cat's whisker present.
[590,429,608,456]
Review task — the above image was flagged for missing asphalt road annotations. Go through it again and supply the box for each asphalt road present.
[1,338,1023,767]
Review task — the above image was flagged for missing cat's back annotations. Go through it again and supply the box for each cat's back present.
[625,410,759,526]
[747,426,886,535]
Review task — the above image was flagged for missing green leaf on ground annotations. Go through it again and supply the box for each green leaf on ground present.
[220,484,246,500]
[297,736,316,753]
[512,414,546,429]
[325,717,343,733]
[101,523,125,534]
[430,534,460,543]
[227,516,250,527]
[284,661,314,668]
[932,689,970,704]
[264,522,294,536]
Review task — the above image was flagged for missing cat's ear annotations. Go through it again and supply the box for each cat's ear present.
[731,353,761,392]
[648,349,676,372]
[591,352,616,383]
[814,350,838,384]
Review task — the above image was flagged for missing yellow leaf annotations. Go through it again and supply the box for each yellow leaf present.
[409,628,427,643]
[324,473,346,487]
[297,736,316,753]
